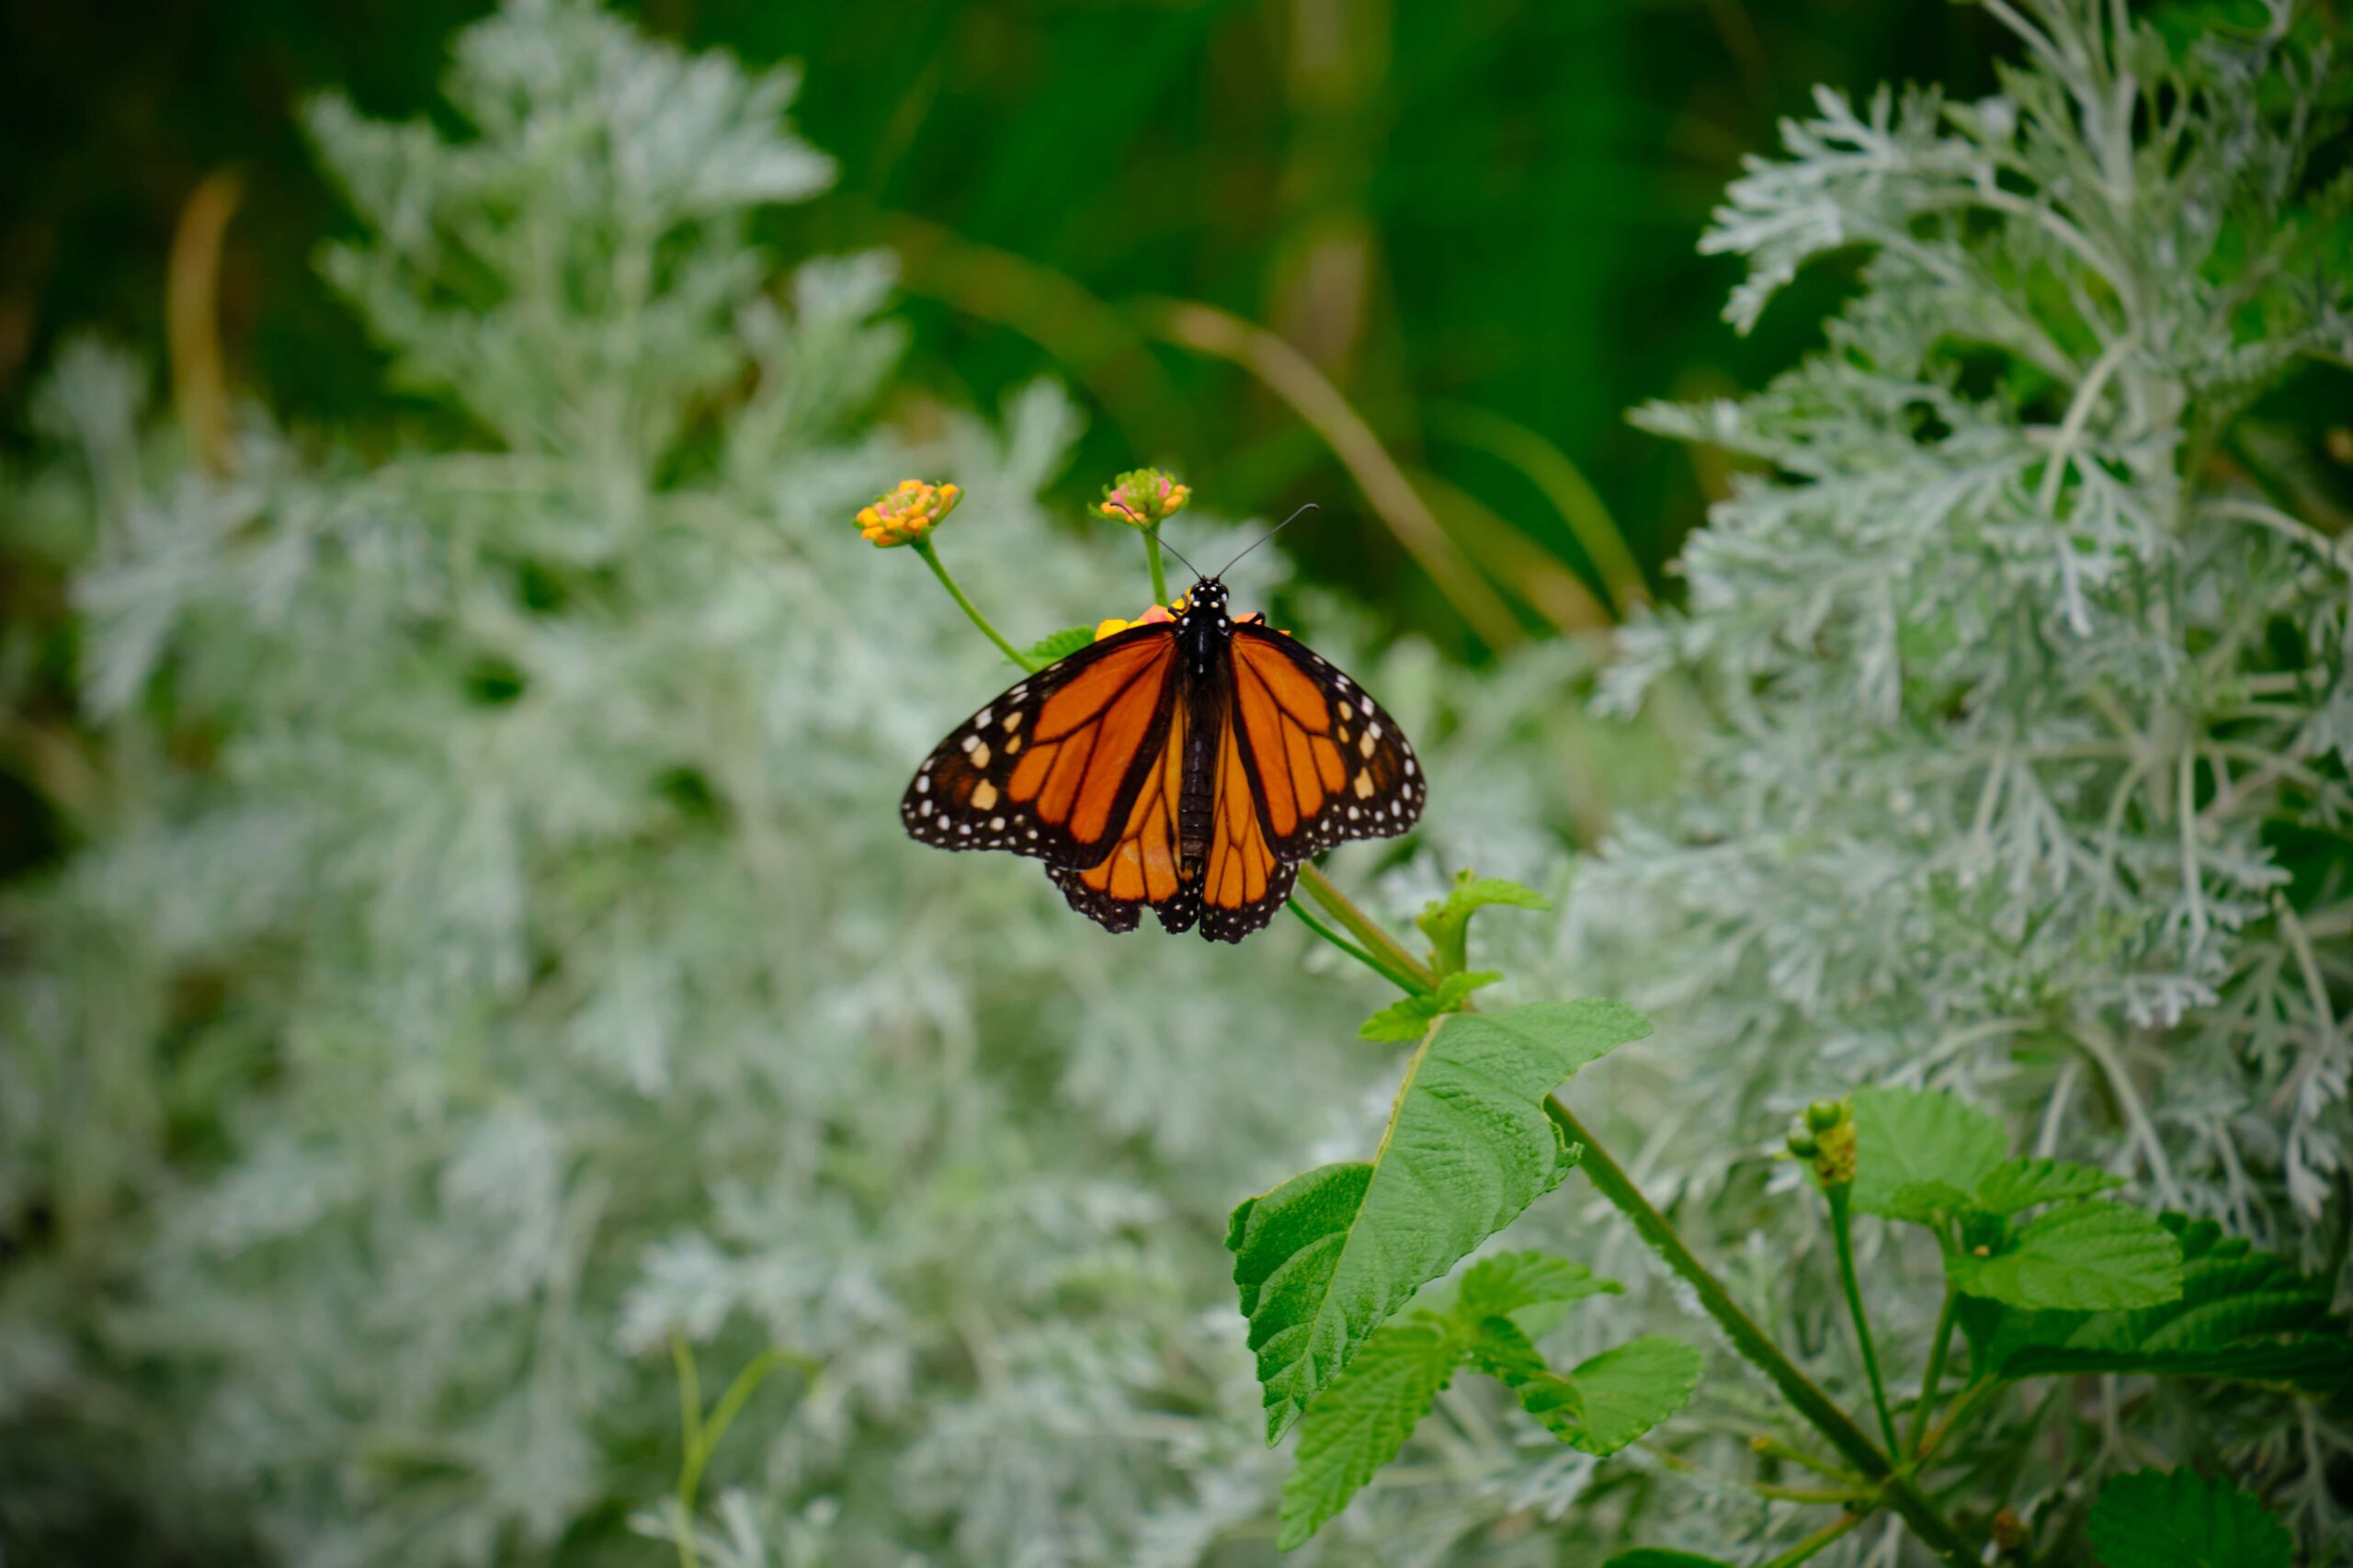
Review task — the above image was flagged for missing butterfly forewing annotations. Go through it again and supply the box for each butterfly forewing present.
[901,626,1178,867]
[1226,624,1425,857]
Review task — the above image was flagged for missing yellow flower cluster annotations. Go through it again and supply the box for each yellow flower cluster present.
[857,479,961,548]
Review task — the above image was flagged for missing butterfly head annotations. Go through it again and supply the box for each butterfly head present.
[1177,578,1230,626]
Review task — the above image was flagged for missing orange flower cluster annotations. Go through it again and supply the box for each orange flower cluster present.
[856,479,961,548]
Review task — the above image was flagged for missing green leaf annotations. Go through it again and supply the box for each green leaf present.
[1970,1157,2122,1215]
[1229,1001,1651,1442]
[1515,1327,1703,1449]
[2087,1469,2291,1568]
[1415,872,1551,976]
[1881,1179,1975,1222]
[1462,1315,1553,1387]
[1973,1214,2353,1395]
[1358,971,1502,1042]
[1950,1201,2183,1311]
[1020,624,1096,665]
[1276,1318,1460,1551]
[1847,1086,2006,1219]
[1455,1250,1620,1319]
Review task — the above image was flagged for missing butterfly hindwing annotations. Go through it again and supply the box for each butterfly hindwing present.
[901,625,1178,867]
[1198,703,1300,942]
[1226,623,1425,857]
[1047,703,1200,935]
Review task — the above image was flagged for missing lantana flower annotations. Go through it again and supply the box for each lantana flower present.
[1090,468,1189,530]
[1093,603,1176,641]
[857,479,961,548]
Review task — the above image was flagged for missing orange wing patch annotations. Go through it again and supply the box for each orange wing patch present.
[1048,707,1195,934]
[1228,626,1423,858]
[905,626,1176,866]
[1199,709,1298,942]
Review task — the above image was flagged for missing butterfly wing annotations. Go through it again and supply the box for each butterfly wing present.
[902,624,1179,867]
[1046,701,1199,936]
[1049,693,1299,944]
[1196,701,1299,942]
[1226,623,1425,856]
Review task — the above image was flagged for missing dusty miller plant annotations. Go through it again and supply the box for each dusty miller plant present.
[0,4,1406,1563]
[1550,0,2353,1557]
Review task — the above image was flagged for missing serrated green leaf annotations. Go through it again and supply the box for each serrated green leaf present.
[1456,1250,1620,1341]
[1230,1001,1652,1442]
[1974,1214,2353,1394]
[1462,1315,1553,1386]
[1848,1087,2006,1218]
[1951,1201,2182,1311]
[1882,1179,1975,1222]
[1020,624,1096,665]
[1417,1250,1622,1349]
[1557,1335,1703,1455]
[1358,971,1502,1042]
[1276,1318,1460,1551]
[1971,1157,2122,1215]
[2087,1468,2291,1568]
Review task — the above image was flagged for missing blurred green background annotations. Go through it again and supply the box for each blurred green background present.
[0,0,2006,628]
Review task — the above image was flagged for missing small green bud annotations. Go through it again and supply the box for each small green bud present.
[1805,1097,1848,1133]
[1786,1131,1820,1160]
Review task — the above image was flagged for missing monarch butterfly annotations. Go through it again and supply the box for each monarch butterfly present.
[901,575,1425,941]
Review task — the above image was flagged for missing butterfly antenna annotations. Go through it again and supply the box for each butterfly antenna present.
[1216,503,1318,579]
[1153,530,1207,585]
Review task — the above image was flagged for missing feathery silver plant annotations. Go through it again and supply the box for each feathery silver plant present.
[1541,0,2351,1554]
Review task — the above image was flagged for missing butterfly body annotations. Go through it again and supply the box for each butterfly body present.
[903,578,1423,941]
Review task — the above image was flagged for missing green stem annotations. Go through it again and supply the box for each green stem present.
[669,1335,704,1568]
[1545,1099,1972,1563]
[1647,1443,1870,1505]
[1296,863,1436,992]
[1763,1511,1870,1568]
[1826,1182,1902,1455]
[1908,1287,1960,1457]
[913,538,1036,672]
[1916,1377,2002,1465]
[669,1342,816,1568]
[1751,1434,1869,1485]
[1288,901,1424,994]
[1144,528,1170,608]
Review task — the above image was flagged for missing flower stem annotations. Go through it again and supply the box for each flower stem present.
[1288,901,1424,994]
[1907,1286,1959,1457]
[1916,1376,2002,1465]
[1297,863,1436,992]
[913,538,1036,672]
[1763,1510,1870,1568]
[1826,1182,1902,1455]
[1145,529,1170,608]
